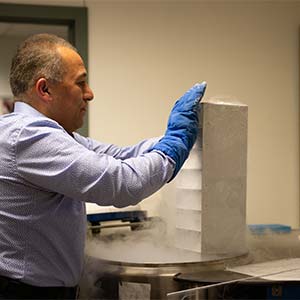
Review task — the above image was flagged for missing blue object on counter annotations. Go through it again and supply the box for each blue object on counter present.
[248,224,292,234]
[87,210,147,223]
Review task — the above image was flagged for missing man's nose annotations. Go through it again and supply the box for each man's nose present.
[84,85,94,102]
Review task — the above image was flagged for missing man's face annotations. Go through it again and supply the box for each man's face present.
[48,46,94,133]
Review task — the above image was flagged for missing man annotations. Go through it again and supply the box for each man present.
[0,33,206,299]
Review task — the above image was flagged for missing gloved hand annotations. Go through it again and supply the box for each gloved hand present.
[149,82,207,181]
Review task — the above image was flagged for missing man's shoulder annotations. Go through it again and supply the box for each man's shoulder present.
[0,113,67,144]
[19,114,63,131]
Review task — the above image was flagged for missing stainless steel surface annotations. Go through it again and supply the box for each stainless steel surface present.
[167,265,300,298]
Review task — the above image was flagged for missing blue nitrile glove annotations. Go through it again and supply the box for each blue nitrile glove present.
[150,82,207,181]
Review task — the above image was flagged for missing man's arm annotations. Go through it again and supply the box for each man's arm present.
[74,134,160,159]
[16,122,174,208]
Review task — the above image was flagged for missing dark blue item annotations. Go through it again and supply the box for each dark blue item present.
[174,270,300,300]
[150,82,207,181]
[266,284,300,299]
[0,275,78,299]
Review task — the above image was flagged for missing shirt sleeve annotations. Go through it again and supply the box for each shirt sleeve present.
[73,132,161,159]
[15,120,174,208]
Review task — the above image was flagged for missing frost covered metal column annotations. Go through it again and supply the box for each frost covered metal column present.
[202,100,248,254]
[175,99,248,255]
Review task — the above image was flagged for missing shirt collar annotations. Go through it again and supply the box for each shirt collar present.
[14,101,47,119]
[14,101,75,138]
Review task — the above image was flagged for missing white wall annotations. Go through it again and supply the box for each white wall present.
[1,0,299,227]
[87,0,300,227]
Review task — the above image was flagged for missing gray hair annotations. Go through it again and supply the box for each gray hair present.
[9,33,77,98]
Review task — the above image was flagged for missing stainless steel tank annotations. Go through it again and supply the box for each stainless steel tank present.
[79,226,300,300]
[79,224,251,300]
[81,253,250,300]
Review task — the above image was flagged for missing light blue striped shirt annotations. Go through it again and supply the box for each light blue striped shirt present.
[0,102,174,287]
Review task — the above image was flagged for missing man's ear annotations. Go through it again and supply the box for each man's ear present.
[35,78,52,103]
